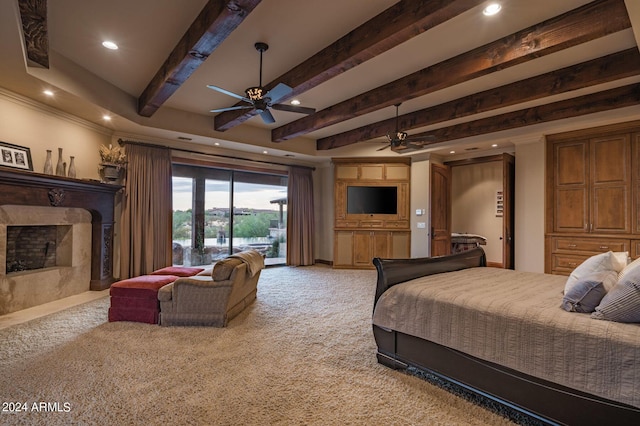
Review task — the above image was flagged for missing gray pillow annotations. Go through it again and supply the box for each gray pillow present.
[561,270,614,313]
[591,266,640,323]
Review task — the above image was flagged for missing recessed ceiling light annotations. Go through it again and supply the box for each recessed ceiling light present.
[214,142,220,146]
[263,150,268,154]
[483,3,502,16]
[102,41,118,50]
[43,90,54,97]
[102,115,112,121]
[492,143,498,148]
[290,99,301,106]
[450,150,456,154]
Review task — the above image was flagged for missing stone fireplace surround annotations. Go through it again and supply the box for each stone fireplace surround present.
[0,168,121,315]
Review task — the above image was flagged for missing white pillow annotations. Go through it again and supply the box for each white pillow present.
[618,256,640,281]
[611,251,629,273]
[564,251,617,295]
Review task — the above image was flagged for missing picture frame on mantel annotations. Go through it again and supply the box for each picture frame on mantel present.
[0,141,33,171]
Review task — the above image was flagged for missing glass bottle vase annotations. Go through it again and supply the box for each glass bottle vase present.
[68,156,76,178]
[43,149,53,175]
[55,148,65,176]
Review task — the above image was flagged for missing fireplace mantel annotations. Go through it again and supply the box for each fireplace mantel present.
[0,167,122,290]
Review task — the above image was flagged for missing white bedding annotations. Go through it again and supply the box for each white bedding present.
[372,267,640,408]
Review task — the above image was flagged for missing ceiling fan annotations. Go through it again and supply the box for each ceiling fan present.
[377,103,436,151]
[207,42,315,124]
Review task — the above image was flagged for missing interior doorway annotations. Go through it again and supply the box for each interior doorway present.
[444,153,515,268]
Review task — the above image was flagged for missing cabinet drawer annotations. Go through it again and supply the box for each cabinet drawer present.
[632,240,640,259]
[360,220,384,228]
[335,220,360,228]
[384,220,409,228]
[552,237,629,253]
[551,254,591,273]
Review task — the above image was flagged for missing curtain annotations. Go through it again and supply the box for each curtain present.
[286,166,315,266]
[119,143,172,278]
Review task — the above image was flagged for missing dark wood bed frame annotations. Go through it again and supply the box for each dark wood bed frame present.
[372,248,640,425]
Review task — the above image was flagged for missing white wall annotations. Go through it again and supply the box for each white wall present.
[410,155,432,258]
[0,89,111,179]
[513,137,546,272]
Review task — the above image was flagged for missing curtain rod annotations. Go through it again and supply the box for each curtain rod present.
[118,138,316,171]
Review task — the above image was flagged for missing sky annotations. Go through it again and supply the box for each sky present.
[172,177,287,211]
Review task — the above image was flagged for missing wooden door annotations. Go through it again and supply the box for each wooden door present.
[554,141,589,233]
[503,154,515,269]
[590,134,630,233]
[430,163,451,257]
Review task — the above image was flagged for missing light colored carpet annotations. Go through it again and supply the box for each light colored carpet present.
[0,266,515,425]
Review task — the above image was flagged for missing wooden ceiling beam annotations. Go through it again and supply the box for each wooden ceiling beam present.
[317,48,640,150]
[275,0,631,142]
[391,83,640,153]
[137,0,261,117]
[213,0,488,131]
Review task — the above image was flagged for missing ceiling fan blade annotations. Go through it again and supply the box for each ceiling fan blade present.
[259,109,276,124]
[206,85,251,102]
[209,105,254,113]
[271,103,316,115]
[404,134,437,142]
[376,144,391,151]
[265,82,293,104]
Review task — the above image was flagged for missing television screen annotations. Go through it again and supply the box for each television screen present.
[347,186,397,214]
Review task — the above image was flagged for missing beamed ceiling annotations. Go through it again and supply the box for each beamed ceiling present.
[3,0,640,163]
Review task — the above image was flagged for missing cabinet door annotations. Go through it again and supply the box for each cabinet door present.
[385,164,410,180]
[590,134,630,233]
[353,231,373,266]
[360,164,384,180]
[397,182,409,221]
[554,141,589,232]
[633,133,640,234]
[334,181,347,221]
[334,231,354,267]
[335,165,358,180]
[390,232,410,258]
[371,231,389,260]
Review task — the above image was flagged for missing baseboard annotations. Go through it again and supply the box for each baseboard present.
[315,259,333,266]
[487,262,503,268]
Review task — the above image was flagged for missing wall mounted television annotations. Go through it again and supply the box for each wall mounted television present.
[347,185,397,215]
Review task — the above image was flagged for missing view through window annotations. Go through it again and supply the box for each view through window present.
[172,165,287,267]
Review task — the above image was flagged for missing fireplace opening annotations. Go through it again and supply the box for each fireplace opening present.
[5,225,72,273]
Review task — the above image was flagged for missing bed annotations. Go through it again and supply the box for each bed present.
[372,248,640,425]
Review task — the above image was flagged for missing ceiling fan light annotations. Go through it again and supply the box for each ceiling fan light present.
[397,132,408,141]
[246,87,263,101]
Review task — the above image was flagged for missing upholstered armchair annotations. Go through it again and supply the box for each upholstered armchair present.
[157,251,264,327]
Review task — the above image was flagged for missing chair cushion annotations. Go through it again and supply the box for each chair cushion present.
[150,266,205,277]
[212,258,243,281]
[110,275,179,299]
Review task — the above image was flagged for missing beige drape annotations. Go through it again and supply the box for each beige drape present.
[286,166,315,266]
[119,143,172,278]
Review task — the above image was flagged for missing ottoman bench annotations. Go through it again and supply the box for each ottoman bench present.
[108,266,204,324]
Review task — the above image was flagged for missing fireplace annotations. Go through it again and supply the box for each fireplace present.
[0,168,121,315]
[6,225,67,272]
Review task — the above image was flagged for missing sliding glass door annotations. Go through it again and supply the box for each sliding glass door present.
[172,165,287,266]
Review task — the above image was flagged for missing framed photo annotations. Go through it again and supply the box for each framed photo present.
[0,141,33,171]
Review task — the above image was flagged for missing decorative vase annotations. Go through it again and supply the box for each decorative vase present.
[43,150,53,174]
[101,164,120,182]
[68,156,76,178]
[55,148,65,176]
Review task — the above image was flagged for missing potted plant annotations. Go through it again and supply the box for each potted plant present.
[99,143,126,182]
